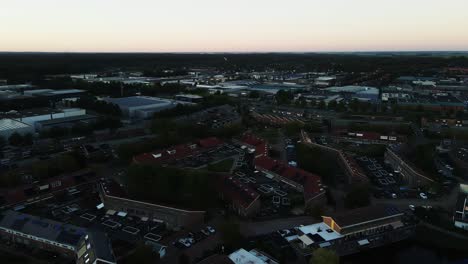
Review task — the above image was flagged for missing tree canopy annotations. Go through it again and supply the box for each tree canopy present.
[309,248,339,264]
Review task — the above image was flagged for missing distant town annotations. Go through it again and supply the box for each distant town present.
[0,53,467,264]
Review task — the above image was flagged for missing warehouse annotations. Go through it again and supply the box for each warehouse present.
[0,118,33,138]
[2,108,88,131]
[103,96,177,119]
[325,86,380,102]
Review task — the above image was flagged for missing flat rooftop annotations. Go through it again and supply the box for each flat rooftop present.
[229,248,266,264]
[0,118,30,130]
[0,210,86,247]
[298,222,342,242]
[105,96,171,107]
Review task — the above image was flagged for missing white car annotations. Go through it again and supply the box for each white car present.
[419,193,428,199]
[409,205,415,211]
[178,238,192,248]
[206,226,216,234]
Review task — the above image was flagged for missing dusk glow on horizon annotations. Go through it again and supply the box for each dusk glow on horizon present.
[1,0,468,52]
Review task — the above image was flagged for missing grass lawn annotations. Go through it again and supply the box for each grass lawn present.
[207,158,235,172]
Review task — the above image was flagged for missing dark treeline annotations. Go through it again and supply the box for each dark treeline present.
[1,53,468,82]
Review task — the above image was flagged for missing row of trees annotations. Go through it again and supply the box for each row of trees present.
[0,132,33,147]
[76,96,122,116]
[39,118,122,139]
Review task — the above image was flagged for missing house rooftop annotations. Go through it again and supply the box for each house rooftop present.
[0,210,86,247]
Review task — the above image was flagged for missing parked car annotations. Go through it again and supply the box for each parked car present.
[419,193,428,199]
[206,226,216,234]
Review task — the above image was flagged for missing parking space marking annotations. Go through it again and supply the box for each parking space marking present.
[144,233,162,242]
[80,213,96,221]
[123,226,140,235]
[102,219,120,228]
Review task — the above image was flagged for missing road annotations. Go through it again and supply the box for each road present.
[239,216,318,236]
[372,186,460,212]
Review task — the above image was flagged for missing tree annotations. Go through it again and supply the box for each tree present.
[309,248,339,264]
[220,218,243,249]
[178,253,190,264]
[249,90,260,98]
[328,100,337,110]
[121,244,159,264]
[275,90,294,105]
[0,136,6,148]
[344,184,371,209]
[317,100,326,110]
[8,132,23,146]
[23,133,33,146]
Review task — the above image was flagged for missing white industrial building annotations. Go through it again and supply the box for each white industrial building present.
[103,96,177,119]
[0,119,34,138]
[4,108,87,131]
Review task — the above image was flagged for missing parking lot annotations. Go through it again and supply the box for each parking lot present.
[356,156,403,197]
[18,186,172,253]
[232,164,303,219]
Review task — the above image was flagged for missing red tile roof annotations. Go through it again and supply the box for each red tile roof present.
[199,137,223,148]
[255,156,323,198]
[133,137,223,165]
[218,175,260,209]
[241,134,268,157]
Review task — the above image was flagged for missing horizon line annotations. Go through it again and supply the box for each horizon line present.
[1,50,468,55]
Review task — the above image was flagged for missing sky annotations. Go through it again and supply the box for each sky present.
[1,0,468,52]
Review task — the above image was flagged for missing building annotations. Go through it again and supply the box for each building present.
[98,180,205,229]
[240,134,269,158]
[322,205,404,236]
[254,156,325,206]
[454,184,468,230]
[0,210,116,264]
[2,108,88,131]
[397,94,465,112]
[295,222,343,249]
[35,114,97,131]
[228,248,278,264]
[103,96,177,119]
[0,118,33,138]
[133,137,224,166]
[175,94,204,103]
[218,175,261,218]
[175,105,241,129]
[384,145,435,187]
[324,86,380,102]
[291,205,411,257]
[0,84,34,91]
[314,76,336,87]
[301,132,369,185]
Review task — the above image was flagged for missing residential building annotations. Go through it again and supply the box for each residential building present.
[218,175,261,218]
[254,156,325,206]
[454,184,468,230]
[0,211,115,264]
[133,137,224,166]
[98,180,205,229]
[384,145,435,187]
